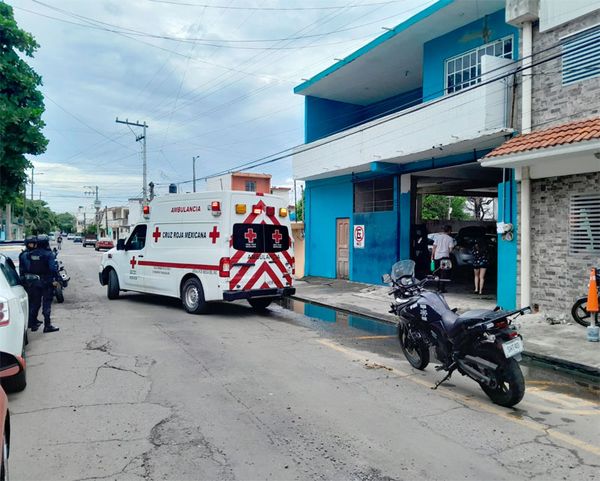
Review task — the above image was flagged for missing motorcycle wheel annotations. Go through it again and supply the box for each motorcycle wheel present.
[571,297,593,327]
[474,344,525,408]
[398,324,429,370]
[55,285,64,304]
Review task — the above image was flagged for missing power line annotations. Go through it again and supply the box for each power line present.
[146,0,403,11]
[164,36,593,185]
[29,0,429,46]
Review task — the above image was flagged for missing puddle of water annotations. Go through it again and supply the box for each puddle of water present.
[278,298,397,337]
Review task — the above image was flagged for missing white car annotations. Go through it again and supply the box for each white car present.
[0,254,28,392]
[67,234,74,240]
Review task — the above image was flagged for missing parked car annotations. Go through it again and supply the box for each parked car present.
[0,254,27,393]
[73,235,82,243]
[95,238,114,251]
[82,234,97,247]
[48,233,55,242]
[67,234,74,240]
[451,226,496,268]
[0,381,9,481]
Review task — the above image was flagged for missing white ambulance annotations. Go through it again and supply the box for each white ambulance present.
[98,191,295,313]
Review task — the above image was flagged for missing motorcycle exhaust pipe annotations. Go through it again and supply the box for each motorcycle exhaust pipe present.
[457,355,498,385]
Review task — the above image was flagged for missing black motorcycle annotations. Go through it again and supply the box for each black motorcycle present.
[384,260,530,407]
[53,248,69,304]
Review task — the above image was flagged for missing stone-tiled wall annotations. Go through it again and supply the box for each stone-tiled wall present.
[531,10,600,130]
[530,172,599,316]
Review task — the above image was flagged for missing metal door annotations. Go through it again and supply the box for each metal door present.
[336,218,349,279]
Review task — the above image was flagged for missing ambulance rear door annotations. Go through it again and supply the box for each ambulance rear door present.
[228,195,293,293]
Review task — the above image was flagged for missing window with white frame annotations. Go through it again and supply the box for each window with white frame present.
[562,25,600,85]
[569,193,600,255]
[445,36,513,94]
[245,180,256,192]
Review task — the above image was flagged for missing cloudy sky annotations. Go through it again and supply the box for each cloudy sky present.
[10,0,433,214]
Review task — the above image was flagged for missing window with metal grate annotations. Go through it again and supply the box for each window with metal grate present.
[569,193,600,255]
[562,25,600,85]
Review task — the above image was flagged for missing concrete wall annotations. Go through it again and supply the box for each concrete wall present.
[530,172,600,316]
[352,210,399,285]
[422,9,518,101]
[304,175,353,279]
[304,88,423,143]
[530,10,600,130]
[539,0,599,32]
[291,222,305,279]
[305,173,402,284]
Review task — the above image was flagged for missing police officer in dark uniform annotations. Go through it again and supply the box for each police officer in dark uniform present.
[26,235,59,333]
[19,235,43,331]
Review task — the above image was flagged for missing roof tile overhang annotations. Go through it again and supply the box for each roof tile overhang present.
[480,117,600,178]
[484,117,600,159]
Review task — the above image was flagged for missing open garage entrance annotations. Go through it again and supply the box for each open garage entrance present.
[410,163,506,304]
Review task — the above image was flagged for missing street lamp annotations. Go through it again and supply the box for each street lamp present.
[192,155,199,193]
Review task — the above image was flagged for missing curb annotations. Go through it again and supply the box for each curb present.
[291,294,600,381]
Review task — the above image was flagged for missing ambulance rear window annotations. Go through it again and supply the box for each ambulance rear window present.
[233,224,290,252]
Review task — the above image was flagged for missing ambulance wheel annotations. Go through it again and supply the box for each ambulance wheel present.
[181,278,208,314]
[248,298,272,311]
[107,269,120,300]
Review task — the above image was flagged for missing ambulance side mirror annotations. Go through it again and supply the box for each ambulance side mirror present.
[117,239,126,251]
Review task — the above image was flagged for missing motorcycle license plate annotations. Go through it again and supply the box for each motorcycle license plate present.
[502,338,524,358]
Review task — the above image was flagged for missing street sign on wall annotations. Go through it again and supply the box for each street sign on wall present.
[353,225,365,249]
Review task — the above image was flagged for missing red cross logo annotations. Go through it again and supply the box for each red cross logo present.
[272,229,283,244]
[244,228,257,243]
[130,256,137,269]
[152,226,161,243]
[209,226,220,244]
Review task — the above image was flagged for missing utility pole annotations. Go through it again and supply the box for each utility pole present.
[84,185,100,237]
[105,205,109,236]
[116,118,149,203]
[192,156,199,193]
[30,166,34,201]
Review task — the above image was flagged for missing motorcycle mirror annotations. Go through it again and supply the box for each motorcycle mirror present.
[382,274,392,284]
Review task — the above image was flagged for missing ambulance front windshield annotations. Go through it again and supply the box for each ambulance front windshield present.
[232,224,290,253]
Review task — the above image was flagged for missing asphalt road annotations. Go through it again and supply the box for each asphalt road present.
[7,241,600,481]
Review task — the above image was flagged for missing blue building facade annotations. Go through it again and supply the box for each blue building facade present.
[294,0,520,308]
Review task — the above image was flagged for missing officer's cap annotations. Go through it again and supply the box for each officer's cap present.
[24,235,37,245]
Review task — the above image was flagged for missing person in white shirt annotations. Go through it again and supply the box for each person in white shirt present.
[431,225,455,292]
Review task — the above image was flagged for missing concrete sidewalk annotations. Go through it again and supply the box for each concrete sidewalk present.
[293,277,600,377]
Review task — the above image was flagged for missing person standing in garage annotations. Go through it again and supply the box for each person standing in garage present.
[472,240,490,295]
[431,225,455,293]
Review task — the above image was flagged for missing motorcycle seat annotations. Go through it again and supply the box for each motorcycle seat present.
[444,309,491,337]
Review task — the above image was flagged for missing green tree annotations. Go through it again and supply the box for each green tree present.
[84,224,97,235]
[56,212,76,233]
[0,3,48,206]
[25,199,56,235]
[421,195,469,221]
[295,189,304,221]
